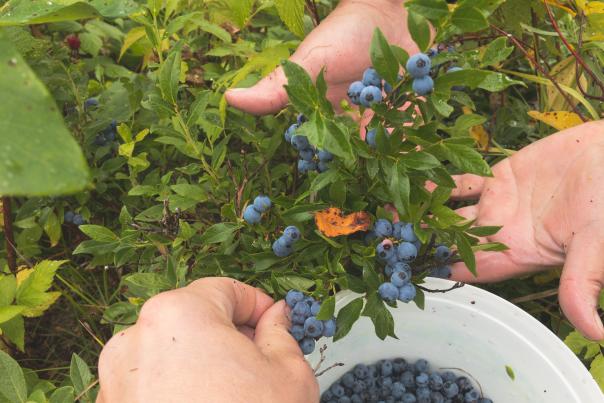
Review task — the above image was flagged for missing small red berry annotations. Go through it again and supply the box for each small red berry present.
[66,35,81,50]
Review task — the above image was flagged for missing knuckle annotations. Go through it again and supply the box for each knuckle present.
[137,291,183,326]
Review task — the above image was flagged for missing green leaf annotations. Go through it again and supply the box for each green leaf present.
[401,151,441,170]
[590,354,604,392]
[78,225,119,242]
[406,0,450,21]
[69,354,92,397]
[49,386,75,403]
[122,273,171,299]
[472,242,509,252]
[0,350,26,403]
[451,6,489,33]
[159,41,184,105]
[0,0,139,26]
[465,225,502,237]
[334,297,364,341]
[282,60,318,117]
[16,260,66,308]
[316,296,336,321]
[0,33,89,196]
[0,316,24,351]
[0,275,17,307]
[481,37,514,67]
[362,293,396,340]
[387,161,410,216]
[274,0,306,38]
[43,212,61,248]
[505,365,516,381]
[456,233,477,276]
[0,306,24,325]
[221,0,254,27]
[433,142,492,177]
[370,28,399,86]
[200,223,241,245]
[407,11,431,52]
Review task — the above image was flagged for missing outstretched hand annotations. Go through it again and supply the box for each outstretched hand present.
[226,0,418,115]
[97,278,318,403]
[447,121,604,341]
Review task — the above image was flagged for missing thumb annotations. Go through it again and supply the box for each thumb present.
[225,67,290,116]
[559,229,604,341]
[254,300,304,360]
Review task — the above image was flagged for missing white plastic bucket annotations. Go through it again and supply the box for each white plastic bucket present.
[308,278,603,402]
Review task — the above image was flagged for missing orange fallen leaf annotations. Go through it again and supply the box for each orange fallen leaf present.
[315,208,371,237]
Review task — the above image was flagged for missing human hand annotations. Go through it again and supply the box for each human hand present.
[225,0,419,115]
[97,278,318,403]
[445,121,604,340]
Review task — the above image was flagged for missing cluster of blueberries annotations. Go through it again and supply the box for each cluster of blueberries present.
[367,219,452,304]
[284,115,334,174]
[321,357,493,403]
[406,53,434,96]
[272,225,301,258]
[243,195,272,224]
[286,290,336,355]
[94,120,118,147]
[64,211,85,226]
[347,68,388,108]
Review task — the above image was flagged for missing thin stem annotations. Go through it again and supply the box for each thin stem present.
[2,197,16,273]
[305,0,321,27]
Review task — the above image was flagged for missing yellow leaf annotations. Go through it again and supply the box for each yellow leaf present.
[462,107,490,150]
[21,292,61,318]
[315,208,371,237]
[546,56,587,111]
[119,27,147,61]
[528,111,584,130]
[119,142,136,158]
[586,1,604,14]
[15,268,32,286]
[543,0,577,16]
[128,297,145,306]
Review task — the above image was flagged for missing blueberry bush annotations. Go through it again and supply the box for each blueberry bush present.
[1,0,604,400]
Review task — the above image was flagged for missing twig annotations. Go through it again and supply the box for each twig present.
[490,25,588,122]
[544,3,604,101]
[510,288,558,304]
[305,0,321,27]
[2,197,17,273]
[574,12,604,101]
[416,282,465,293]
[74,379,99,401]
[313,344,345,377]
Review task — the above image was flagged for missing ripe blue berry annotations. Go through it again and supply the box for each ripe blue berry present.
[342,372,356,388]
[435,245,452,261]
[273,237,293,257]
[398,283,417,303]
[299,148,315,162]
[402,393,417,403]
[376,241,395,261]
[400,223,418,242]
[391,269,411,287]
[374,219,393,238]
[286,290,304,307]
[72,214,85,226]
[378,282,399,303]
[291,134,310,151]
[392,222,404,240]
[304,316,324,338]
[427,47,439,58]
[310,301,321,316]
[317,150,333,162]
[354,364,369,379]
[414,359,429,373]
[322,318,336,337]
[406,53,432,78]
[465,389,480,402]
[401,371,415,388]
[431,391,446,403]
[392,262,411,274]
[360,85,383,107]
[298,159,317,173]
[291,313,306,325]
[397,242,418,262]
[330,383,345,398]
[293,300,311,317]
[290,325,305,341]
[297,114,307,125]
[416,372,429,387]
[443,381,459,398]
[412,76,434,96]
[393,358,407,374]
[381,360,393,377]
[348,81,365,105]
[366,129,377,148]
[362,68,382,87]
[384,81,393,94]
[350,395,362,403]
[417,386,431,400]
[392,382,406,398]
[317,161,330,173]
[283,226,301,243]
[284,123,298,143]
[243,205,262,224]
[442,371,457,383]
[253,195,272,213]
[299,337,316,355]
[430,373,444,390]
[84,98,99,109]
[64,211,75,223]
[478,399,493,403]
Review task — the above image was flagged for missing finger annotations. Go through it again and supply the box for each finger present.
[186,278,275,328]
[225,67,290,115]
[450,250,528,283]
[237,325,256,340]
[455,205,479,222]
[450,174,486,200]
[254,301,303,360]
[559,230,604,341]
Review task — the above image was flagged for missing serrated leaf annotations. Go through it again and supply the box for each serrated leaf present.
[334,297,364,341]
[15,260,65,309]
[0,350,27,403]
[432,142,492,177]
[274,0,305,38]
[0,306,24,324]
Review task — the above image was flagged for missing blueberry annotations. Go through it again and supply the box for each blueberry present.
[72,215,85,226]
[401,393,417,403]
[318,161,330,173]
[435,245,452,261]
[64,211,75,223]
[362,68,382,87]
[291,313,306,325]
[353,364,369,379]
[430,391,445,403]
[441,371,457,383]
[412,76,434,96]
[297,114,307,125]
[283,226,301,243]
[392,262,412,274]
[464,390,480,403]
[298,159,317,173]
[427,47,439,58]
[392,382,406,398]
[392,222,404,240]
[397,242,418,262]
[285,124,298,143]
[293,299,311,317]
[286,290,305,308]
[290,325,305,341]
[366,129,377,148]
[331,383,346,398]
[376,242,395,261]
[84,98,99,109]
[442,381,459,398]
[384,81,393,94]
[430,266,452,279]
[406,53,432,78]
[348,81,366,105]
[400,223,418,242]
[478,399,493,403]
[341,372,356,388]
[392,358,407,374]
[273,237,293,257]
[243,205,262,224]
[401,371,415,388]
[94,134,107,146]
[291,134,310,151]
[374,219,393,238]
[253,195,272,213]
[398,283,416,303]
[337,396,351,403]
[304,317,324,338]
[416,386,430,400]
[352,380,366,394]
[350,395,362,403]
[299,148,315,162]
[299,337,316,355]
[317,150,333,162]
[378,282,399,303]
[322,318,336,337]
[391,269,411,287]
[360,85,383,107]
[414,359,429,374]
[416,372,429,388]
[457,377,473,393]
[430,373,444,390]
[321,390,333,402]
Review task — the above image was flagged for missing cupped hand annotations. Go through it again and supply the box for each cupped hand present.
[97,278,318,403]
[226,0,418,115]
[447,121,604,340]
